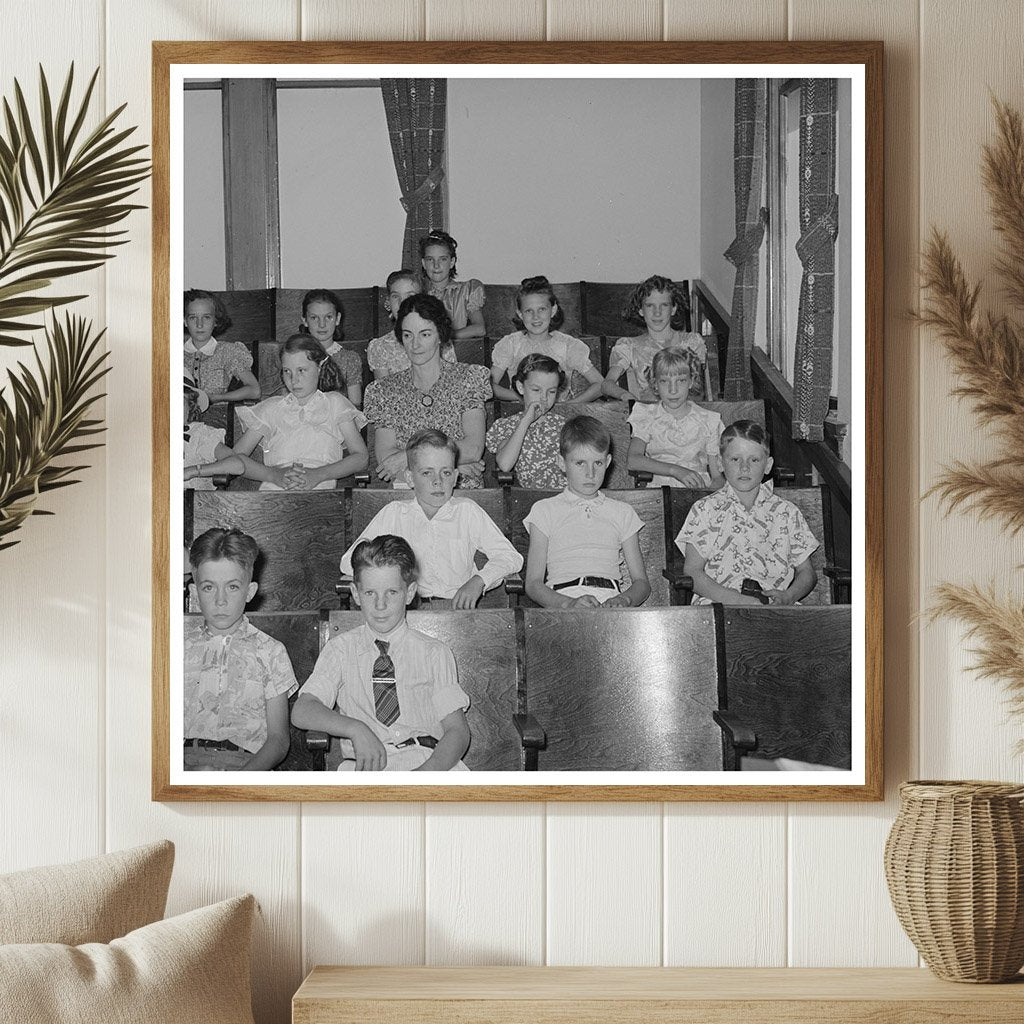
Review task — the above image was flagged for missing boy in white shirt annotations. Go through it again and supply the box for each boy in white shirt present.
[340,429,522,608]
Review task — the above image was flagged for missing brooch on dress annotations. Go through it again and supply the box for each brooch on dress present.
[420,393,434,408]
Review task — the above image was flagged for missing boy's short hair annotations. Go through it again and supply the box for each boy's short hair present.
[559,415,611,457]
[351,535,419,585]
[651,345,700,380]
[189,527,260,580]
[720,419,771,455]
[406,428,459,467]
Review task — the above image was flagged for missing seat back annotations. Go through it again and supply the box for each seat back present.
[722,605,852,768]
[190,491,346,611]
[183,610,323,770]
[274,287,378,346]
[582,280,692,336]
[483,281,583,339]
[523,606,724,770]
[605,488,670,606]
[321,610,523,771]
[208,287,273,391]
[697,399,766,429]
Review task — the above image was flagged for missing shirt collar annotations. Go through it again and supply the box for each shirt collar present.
[560,486,606,508]
[282,389,324,409]
[403,496,456,522]
[719,479,775,508]
[184,337,218,356]
[199,614,253,641]
[324,341,342,356]
[361,619,410,651]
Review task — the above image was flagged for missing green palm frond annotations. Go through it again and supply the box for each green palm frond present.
[0,312,110,550]
[0,64,149,347]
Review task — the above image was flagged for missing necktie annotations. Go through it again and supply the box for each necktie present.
[372,639,399,726]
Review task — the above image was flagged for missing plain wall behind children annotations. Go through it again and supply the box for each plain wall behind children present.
[184,77,703,288]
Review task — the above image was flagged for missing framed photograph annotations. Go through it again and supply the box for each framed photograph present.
[153,41,882,801]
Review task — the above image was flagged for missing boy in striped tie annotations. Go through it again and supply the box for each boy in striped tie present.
[292,535,471,771]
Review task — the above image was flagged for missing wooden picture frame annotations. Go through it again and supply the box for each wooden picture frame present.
[153,41,883,801]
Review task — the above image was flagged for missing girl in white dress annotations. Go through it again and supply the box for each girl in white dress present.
[230,335,369,491]
[627,347,725,488]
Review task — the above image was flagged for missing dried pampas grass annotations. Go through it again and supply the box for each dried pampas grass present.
[920,98,1024,732]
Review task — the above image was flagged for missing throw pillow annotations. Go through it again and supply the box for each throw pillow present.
[0,893,256,1024]
[0,840,174,945]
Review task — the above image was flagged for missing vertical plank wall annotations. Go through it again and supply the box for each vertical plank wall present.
[2,2,1023,1022]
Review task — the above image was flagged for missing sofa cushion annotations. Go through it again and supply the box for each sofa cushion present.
[0,840,174,945]
[0,894,256,1024]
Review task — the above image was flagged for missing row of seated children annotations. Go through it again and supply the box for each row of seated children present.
[183,333,726,499]
[337,417,818,610]
[185,526,471,773]
[183,232,706,414]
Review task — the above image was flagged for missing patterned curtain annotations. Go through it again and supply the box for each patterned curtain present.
[723,79,768,400]
[792,79,840,441]
[380,79,448,271]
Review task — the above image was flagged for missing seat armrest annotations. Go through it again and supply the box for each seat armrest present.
[504,573,525,596]
[823,565,852,604]
[496,470,515,487]
[212,474,231,490]
[304,730,330,753]
[663,566,694,605]
[712,710,758,768]
[513,713,546,772]
[353,472,370,488]
[336,575,353,608]
[629,469,653,488]
[774,466,796,485]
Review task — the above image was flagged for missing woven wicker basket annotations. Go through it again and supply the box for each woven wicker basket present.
[885,780,1024,982]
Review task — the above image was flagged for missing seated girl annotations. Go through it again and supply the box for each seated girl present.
[298,288,364,408]
[676,420,818,606]
[627,347,725,488]
[490,275,603,404]
[419,229,486,340]
[485,353,568,490]
[603,275,707,403]
[194,334,368,491]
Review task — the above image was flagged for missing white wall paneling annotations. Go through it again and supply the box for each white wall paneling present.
[0,0,106,874]
[917,0,1024,779]
[10,3,1024,1022]
[786,0,922,968]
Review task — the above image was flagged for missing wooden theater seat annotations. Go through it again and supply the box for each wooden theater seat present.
[336,488,517,609]
[521,606,725,771]
[189,490,347,612]
[662,484,848,606]
[714,605,852,770]
[304,609,535,771]
[581,279,692,336]
[183,610,322,771]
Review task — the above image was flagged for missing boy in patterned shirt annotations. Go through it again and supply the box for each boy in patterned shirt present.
[293,535,471,771]
[184,528,298,770]
[676,420,818,605]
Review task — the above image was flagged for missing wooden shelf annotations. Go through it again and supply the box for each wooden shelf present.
[293,966,1024,1023]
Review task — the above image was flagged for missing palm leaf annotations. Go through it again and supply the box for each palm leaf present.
[0,64,149,347]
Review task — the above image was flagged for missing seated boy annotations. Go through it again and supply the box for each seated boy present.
[676,420,819,605]
[292,535,472,771]
[340,428,523,608]
[523,415,651,608]
[184,527,298,771]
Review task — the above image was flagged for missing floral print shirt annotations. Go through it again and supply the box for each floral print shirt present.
[485,411,567,490]
[675,481,819,603]
[183,616,299,753]
[184,338,253,395]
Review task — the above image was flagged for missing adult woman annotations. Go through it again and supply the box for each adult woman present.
[419,229,486,340]
[363,294,492,487]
